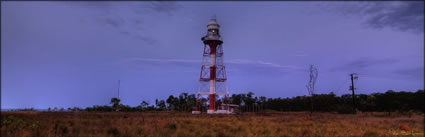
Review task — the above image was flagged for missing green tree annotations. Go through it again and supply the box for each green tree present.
[157,100,166,110]
[166,95,177,111]
[110,98,120,111]
[231,94,243,105]
[141,101,149,109]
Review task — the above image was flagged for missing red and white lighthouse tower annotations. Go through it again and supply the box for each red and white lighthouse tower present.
[193,17,236,114]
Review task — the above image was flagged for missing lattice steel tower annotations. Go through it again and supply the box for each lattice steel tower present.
[194,16,230,114]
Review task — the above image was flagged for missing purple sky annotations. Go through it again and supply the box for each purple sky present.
[2,2,424,109]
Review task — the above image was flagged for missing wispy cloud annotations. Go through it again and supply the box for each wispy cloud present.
[131,58,298,70]
[331,57,399,71]
[226,59,299,70]
[394,67,424,79]
[102,16,124,28]
[74,2,181,44]
[321,1,424,34]
[133,58,199,64]
[146,1,182,15]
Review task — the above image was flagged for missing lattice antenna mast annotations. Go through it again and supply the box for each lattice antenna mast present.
[118,80,120,99]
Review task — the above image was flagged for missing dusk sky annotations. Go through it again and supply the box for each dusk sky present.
[2,1,424,109]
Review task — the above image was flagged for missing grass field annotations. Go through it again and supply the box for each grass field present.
[1,111,423,137]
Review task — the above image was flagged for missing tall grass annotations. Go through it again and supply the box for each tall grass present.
[1,111,423,137]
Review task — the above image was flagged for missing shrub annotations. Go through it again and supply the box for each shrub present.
[336,105,353,114]
[362,131,379,137]
[61,126,69,135]
[165,123,177,131]
[216,131,227,137]
[137,127,144,135]
[107,127,120,137]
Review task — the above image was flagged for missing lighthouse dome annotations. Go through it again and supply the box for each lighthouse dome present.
[207,17,220,29]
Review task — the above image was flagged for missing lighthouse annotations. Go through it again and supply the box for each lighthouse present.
[192,16,238,114]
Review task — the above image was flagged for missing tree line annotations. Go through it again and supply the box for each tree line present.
[83,89,423,113]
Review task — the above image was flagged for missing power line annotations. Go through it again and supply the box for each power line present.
[332,79,351,95]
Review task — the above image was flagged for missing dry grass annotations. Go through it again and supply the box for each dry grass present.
[1,111,423,137]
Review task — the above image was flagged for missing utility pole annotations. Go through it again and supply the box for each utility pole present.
[118,80,120,99]
[349,73,358,113]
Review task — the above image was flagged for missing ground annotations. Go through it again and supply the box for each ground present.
[1,111,424,137]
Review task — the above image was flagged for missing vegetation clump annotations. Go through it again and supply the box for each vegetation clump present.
[1,112,423,137]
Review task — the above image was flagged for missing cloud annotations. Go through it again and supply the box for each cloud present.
[75,2,181,15]
[146,1,182,15]
[394,67,424,79]
[131,58,299,70]
[323,2,424,33]
[226,59,299,70]
[74,2,181,44]
[133,58,199,64]
[103,16,123,28]
[331,58,399,71]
